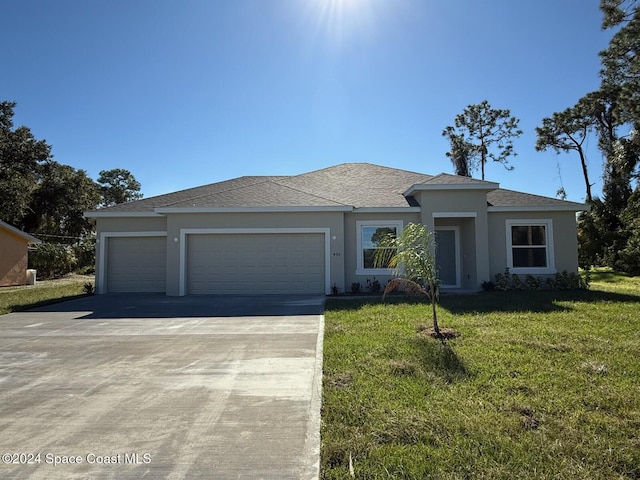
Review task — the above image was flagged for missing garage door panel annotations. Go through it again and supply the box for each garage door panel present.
[307,265,322,275]
[187,233,325,295]
[107,236,166,293]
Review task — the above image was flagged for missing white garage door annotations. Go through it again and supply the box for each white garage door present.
[107,236,167,293]
[187,233,325,295]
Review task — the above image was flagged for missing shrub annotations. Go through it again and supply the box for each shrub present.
[28,243,77,279]
[494,268,510,291]
[511,273,526,291]
[481,280,495,291]
[73,237,96,271]
[351,282,361,294]
[493,268,589,292]
[366,277,381,293]
[525,275,543,291]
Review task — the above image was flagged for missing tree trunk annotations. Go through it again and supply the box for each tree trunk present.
[432,299,439,335]
[430,280,440,335]
[578,147,593,203]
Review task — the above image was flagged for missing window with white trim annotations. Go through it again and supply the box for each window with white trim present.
[506,219,555,274]
[356,220,402,275]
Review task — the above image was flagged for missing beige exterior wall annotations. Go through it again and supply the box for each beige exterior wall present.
[487,211,579,282]
[92,204,580,296]
[0,230,29,287]
[416,189,491,290]
[95,216,168,233]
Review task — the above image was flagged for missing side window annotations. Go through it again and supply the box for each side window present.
[356,221,402,275]
[506,220,555,274]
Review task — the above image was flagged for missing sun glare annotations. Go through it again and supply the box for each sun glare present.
[308,0,377,48]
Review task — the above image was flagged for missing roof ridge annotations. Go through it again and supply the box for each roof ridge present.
[286,162,432,179]
[143,176,282,208]
[422,172,494,183]
[271,178,349,206]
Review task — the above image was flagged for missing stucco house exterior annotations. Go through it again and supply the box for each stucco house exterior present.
[0,220,41,287]
[84,163,587,296]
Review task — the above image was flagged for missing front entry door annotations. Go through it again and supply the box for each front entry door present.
[435,228,459,287]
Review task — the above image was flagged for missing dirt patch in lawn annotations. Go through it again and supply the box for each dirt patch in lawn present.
[418,326,461,340]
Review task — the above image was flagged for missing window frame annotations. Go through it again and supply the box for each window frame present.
[505,219,556,274]
[356,220,403,275]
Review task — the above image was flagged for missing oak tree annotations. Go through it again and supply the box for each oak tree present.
[0,101,51,226]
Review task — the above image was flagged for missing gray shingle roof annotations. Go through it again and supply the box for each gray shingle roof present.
[85,163,585,214]
[278,163,432,208]
[419,173,497,186]
[92,176,287,213]
[487,188,585,208]
[161,179,347,209]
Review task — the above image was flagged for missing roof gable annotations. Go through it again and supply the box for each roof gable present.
[421,173,496,186]
[404,173,500,195]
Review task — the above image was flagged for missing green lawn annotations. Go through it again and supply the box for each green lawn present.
[321,271,640,479]
[0,275,93,315]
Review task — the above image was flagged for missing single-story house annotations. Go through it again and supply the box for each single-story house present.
[84,163,587,295]
[0,220,41,287]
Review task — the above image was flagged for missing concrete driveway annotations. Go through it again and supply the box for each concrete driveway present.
[0,294,325,479]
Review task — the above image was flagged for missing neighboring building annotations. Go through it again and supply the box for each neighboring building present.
[84,163,587,295]
[0,220,41,287]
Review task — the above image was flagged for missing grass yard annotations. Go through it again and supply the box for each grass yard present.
[321,271,640,479]
[0,274,93,315]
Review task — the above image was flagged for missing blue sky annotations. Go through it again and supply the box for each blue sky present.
[2,0,613,202]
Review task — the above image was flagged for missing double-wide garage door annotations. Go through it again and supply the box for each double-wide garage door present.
[187,233,325,295]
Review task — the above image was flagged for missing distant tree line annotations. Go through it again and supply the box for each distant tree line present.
[442,1,640,275]
[0,101,143,276]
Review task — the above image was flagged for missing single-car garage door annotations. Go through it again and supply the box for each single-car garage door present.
[187,233,325,295]
[107,236,167,293]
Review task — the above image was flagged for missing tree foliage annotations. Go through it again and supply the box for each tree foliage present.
[536,104,594,202]
[540,3,640,275]
[28,242,77,279]
[443,131,477,177]
[0,101,143,274]
[97,168,143,206]
[374,223,441,336]
[617,188,640,274]
[599,0,640,128]
[23,161,101,242]
[0,101,52,226]
[442,100,522,180]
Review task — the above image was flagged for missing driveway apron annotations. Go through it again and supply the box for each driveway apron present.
[0,294,324,479]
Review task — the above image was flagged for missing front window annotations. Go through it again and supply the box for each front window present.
[506,220,555,273]
[511,225,546,267]
[356,221,402,275]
